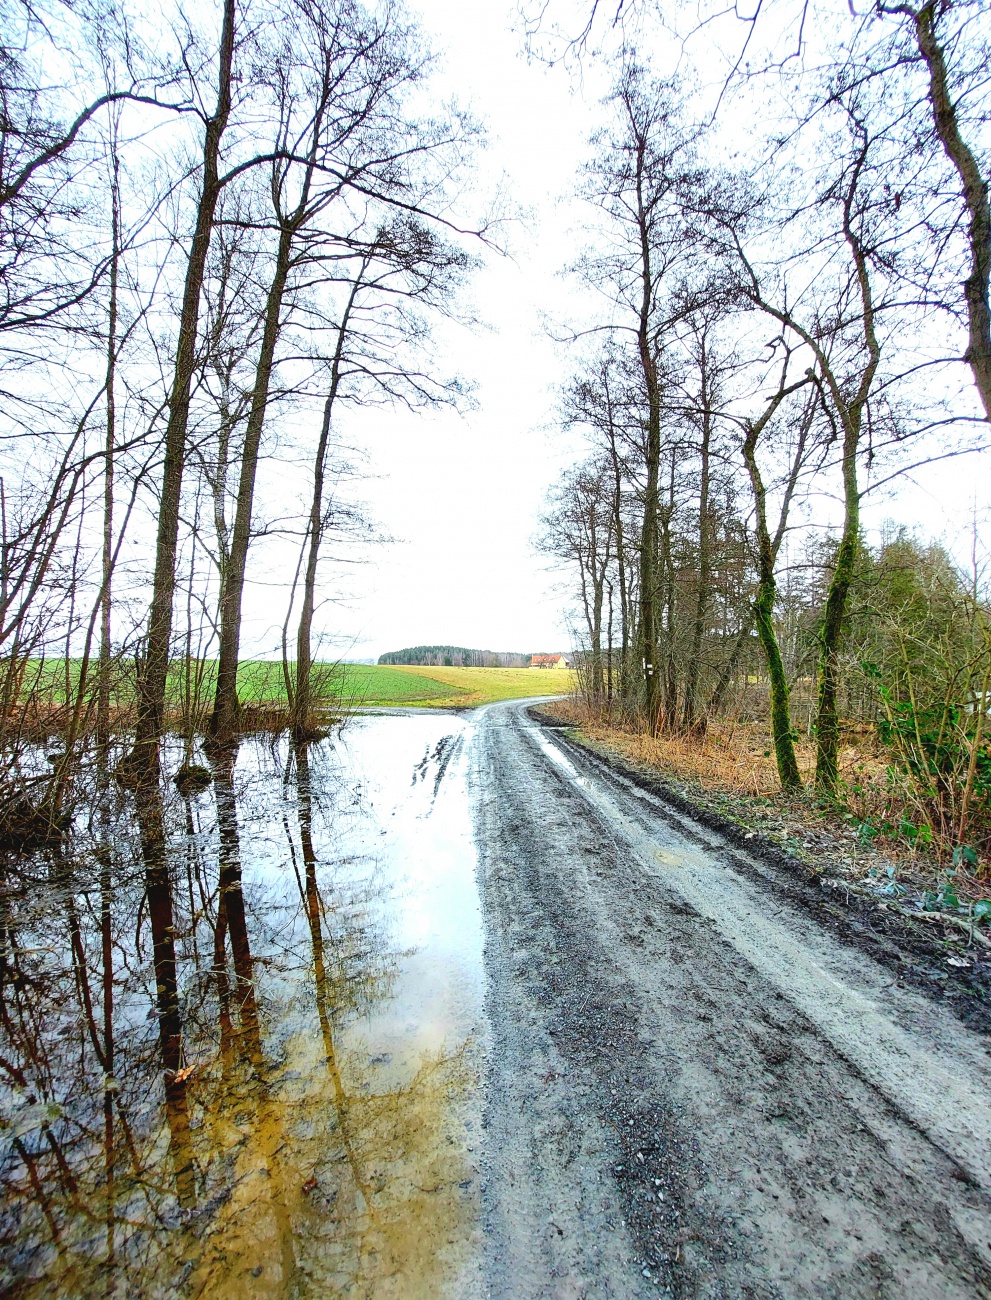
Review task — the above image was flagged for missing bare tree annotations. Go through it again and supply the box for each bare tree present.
[577,63,704,730]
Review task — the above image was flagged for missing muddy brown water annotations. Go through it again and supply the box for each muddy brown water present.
[0,713,486,1298]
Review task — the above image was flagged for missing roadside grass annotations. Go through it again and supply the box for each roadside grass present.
[386,665,577,708]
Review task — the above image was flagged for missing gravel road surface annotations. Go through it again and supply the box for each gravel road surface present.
[471,699,991,1299]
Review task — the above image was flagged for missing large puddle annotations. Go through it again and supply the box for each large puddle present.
[0,712,486,1297]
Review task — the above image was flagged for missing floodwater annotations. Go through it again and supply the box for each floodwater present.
[0,712,486,1298]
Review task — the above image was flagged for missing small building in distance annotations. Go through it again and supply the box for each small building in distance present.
[530,653,572,670]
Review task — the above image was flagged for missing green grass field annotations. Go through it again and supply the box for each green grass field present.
[21,659,576,711]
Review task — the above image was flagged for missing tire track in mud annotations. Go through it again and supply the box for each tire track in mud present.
[473,701,991,1299]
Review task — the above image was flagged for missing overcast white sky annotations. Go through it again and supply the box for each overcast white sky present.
[303,0,606,661]
[280,0,991,664]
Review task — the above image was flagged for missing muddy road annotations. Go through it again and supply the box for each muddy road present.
[474,700,991,1298]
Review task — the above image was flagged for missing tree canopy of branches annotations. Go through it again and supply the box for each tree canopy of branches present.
[543,25,990,828]
[0,0,485,794]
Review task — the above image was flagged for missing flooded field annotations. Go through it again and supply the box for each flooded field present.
[0,713,485,1298]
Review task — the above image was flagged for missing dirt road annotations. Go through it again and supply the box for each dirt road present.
[472,700,991,1298]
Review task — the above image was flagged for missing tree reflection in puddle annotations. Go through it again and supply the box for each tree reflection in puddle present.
[0,714,483,1297]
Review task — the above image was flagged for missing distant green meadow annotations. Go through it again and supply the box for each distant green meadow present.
[20,659,458,707]
[21,659,580,712]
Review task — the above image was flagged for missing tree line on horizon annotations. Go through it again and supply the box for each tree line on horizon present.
[377,645,539,667]
[536,1,991,857]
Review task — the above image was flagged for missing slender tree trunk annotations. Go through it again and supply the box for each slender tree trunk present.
[98,152,119,761]
[591,556,605,699]
[293,394,333,738]
[815,429,860,790]
[753,578,801,788]
[814,162,876,790]
[211,224,292,742]
[683,360,712,732]
[633,147,663,733]
[739,378,815,786]
[606,581,614,703]
[132,0,235,771]
[905,0,991,420]
[658,452,678,728]
[603,389,631,702]
[292,271,363,738]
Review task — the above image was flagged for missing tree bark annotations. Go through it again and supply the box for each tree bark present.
[98,150,119,761]
[739,375,812,789]
[603,375,631,700]
[131,0,235,771]
[683,338,713,732]
[659,450,678,727]
[815,433,860,790]
[292,271,363,738]
[211,223,292,741]
[903,0,991,420]
[632,137,664,735]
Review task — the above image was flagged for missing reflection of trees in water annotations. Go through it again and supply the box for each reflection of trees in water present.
[0,732,474,1297]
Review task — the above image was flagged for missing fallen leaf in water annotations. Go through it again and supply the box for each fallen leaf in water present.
[302,1177,318,1195]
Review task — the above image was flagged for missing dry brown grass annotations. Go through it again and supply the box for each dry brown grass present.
[548,698,889,800]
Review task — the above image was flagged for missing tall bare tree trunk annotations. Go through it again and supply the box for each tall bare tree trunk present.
[131,0,235,771]
[814,153,878,790]
[815,427,860,790]
[98,150,119,761]
[743,420,802,789]
[900,0,991,420]
[211,225,292,742]
[683,348,712,732]
[636,206,662,733]
[659,451,678,727]
[292,393,333,739]
[292,272,363,739]
[602,378,631,701]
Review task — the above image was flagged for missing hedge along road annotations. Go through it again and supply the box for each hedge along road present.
[472,698,991,1298]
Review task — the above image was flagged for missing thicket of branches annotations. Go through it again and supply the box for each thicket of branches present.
[538,6,991,859]
[0,0,487,826]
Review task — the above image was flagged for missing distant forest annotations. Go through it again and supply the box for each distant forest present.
[379,646,531,668]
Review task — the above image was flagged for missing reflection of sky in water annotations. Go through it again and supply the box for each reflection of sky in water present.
[239,711,485,1071]
[0,713,488,1298]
